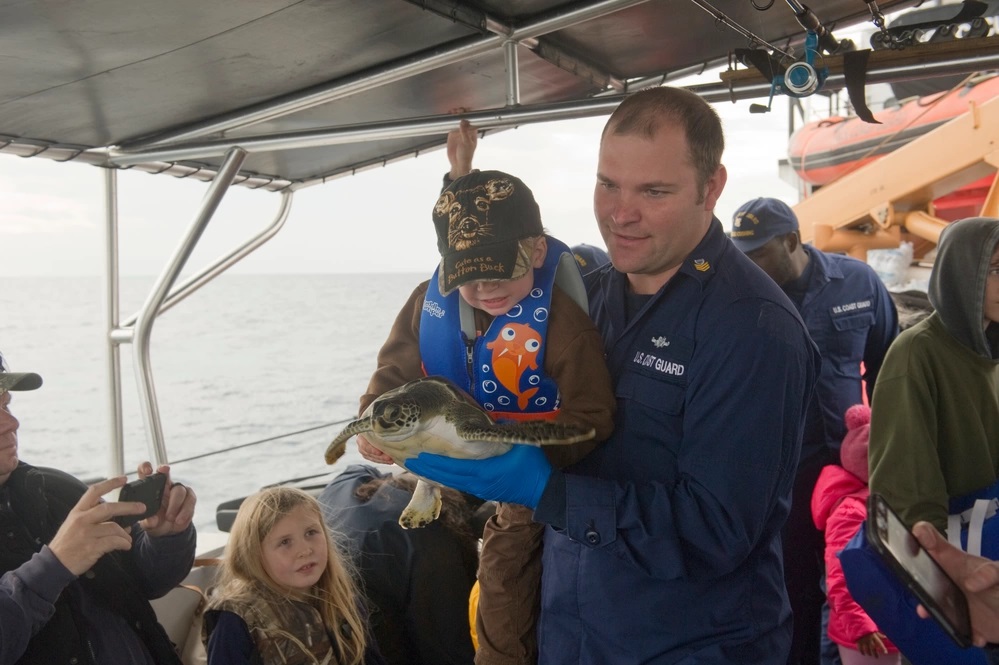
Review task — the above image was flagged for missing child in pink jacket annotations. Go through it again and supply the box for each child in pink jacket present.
[811,404,900,665]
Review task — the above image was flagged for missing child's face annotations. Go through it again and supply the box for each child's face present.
[986,242,999,327]
[457,237,547,316]
[260,503,328,595]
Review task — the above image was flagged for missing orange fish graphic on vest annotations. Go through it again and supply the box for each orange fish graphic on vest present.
[486,323,542,410]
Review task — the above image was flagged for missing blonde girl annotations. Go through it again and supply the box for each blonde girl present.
[203,487,385,665]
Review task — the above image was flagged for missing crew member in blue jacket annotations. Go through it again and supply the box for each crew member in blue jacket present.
[731,197,898,665]
[405,87,820,664]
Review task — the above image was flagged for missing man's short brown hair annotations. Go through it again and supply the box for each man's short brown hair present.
[602,87,724,196]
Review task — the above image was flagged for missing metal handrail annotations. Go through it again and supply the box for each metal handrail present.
[131,148,248,466]
[120,191,293,328]
[104,168,125,476]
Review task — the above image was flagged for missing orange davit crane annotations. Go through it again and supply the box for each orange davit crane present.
[793,94,999,261]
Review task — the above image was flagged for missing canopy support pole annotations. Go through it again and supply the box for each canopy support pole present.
[104,167,125,477]
[129,148,246,466]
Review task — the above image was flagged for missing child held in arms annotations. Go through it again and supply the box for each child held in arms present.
[357,169,615,664]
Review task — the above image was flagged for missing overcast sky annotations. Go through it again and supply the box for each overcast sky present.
[0,96,797,277]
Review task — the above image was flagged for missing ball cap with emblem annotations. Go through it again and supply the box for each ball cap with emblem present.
[0,351,42,392]
[432,169,543,296]
[730,197,800,253]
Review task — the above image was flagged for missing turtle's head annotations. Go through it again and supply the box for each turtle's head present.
[371,397,421,441]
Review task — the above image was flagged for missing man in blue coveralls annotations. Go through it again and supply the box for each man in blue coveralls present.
[731,197,899,665]
[403,87,820,664]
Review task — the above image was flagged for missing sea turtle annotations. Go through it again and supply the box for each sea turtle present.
[325,375,595,529]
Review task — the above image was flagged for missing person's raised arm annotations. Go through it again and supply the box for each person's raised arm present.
[447,119,478,181]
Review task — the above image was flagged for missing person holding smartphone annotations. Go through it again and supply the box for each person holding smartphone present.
[0,349,198,665]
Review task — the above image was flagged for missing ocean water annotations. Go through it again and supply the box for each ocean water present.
[1,273,424,536]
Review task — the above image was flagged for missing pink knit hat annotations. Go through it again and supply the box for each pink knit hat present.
[840,404,871,483]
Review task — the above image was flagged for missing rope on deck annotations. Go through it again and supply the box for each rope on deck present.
[167,417,355,467]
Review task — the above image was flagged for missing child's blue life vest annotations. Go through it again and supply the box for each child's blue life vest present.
[840,483,999,665]
[419,235,586,422]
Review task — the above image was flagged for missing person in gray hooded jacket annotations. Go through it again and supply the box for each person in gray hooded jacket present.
[869,217,999,532]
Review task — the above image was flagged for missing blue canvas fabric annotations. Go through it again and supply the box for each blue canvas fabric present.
[840,517,989,664]
[947,479,999,559]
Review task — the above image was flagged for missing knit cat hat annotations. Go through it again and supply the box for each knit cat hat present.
[840,404,871,483]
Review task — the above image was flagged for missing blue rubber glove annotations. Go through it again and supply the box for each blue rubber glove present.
[404,444,553,509]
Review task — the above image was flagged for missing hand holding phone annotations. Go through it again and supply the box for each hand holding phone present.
[113,473,167,526]
[867,493,973,648]
[913,520,999,647]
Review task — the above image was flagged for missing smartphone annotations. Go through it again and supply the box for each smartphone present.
[113,473,167,526]
[867,493,973,648]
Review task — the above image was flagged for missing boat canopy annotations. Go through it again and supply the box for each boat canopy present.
[19,0,999,473]
[1,0,924,191]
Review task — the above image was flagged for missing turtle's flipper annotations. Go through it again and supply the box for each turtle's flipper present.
[527,422,596,445]
[325,417,372,464]
[458,421,596,446]
[324,440,347,465]
[399,480,442,529]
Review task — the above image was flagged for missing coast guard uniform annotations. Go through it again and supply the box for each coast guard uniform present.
[533,219,819,664]
[793,244,897,463]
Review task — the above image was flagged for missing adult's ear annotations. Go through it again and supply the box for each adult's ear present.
[783,231,802,253]
[702,164,727,212]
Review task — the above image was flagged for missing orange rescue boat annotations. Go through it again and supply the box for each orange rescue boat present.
[788,75,999,221]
